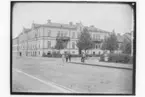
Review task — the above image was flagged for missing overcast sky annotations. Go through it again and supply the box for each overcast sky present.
[12,3,134,38]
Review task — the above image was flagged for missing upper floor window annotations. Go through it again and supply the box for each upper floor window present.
[93,34,95,39]
[35,44,37,49]
[35,33,37,38]
[57,31,60,37]
[61,33,63,37]
[39,42,40,48]
[64,32,67,37]
[47,41,51,48]
[96,35,100,40]
[72,42,75,49]
[48,30,51,37]
[72,32,75,38]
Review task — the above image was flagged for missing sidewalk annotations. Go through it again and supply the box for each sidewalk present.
[70,57,133,70]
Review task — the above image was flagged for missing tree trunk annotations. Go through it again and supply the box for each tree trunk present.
[79,49,82,54]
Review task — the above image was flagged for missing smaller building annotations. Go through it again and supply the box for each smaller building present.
[12,37,19,56]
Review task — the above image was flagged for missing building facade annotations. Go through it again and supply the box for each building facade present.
[12,37,19,56]
[13,20,110,57]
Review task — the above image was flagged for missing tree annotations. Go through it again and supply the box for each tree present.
[77,28,95,54]
[55,39,64,50]
[120,36,132,55]
[55,35,65,50]
[101,32,118,53]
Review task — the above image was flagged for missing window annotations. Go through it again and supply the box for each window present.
[93,34,95,39]
[64,32,67,36]
[35,44,37,49]
[96,45,98,49]
[61,33,63,37]
[72,42,75,49]
[77,33,79,38]
[38,41,40,48]
[38,29,41,37]
[72,51,75,54]
[48,41,51,48]
[48,30,51,36]
[47,51,51,55]
[96,44,100,49]
[96,35,100,40]
[72,32,75,38]
[57,31,60,37]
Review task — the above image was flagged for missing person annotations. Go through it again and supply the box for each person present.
[20,52,21,56]
[81,52,86,63]
[62,53,65,64]
[68,52,71,62]
[65,52,68,62]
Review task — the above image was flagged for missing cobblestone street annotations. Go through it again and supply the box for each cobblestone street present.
[12,56,133,93]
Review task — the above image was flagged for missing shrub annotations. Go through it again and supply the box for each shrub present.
[42,53,52,57]
[52,51,61,58]
[100,54,105,61]
[109,53,133,64]
[100,53,133,64]
[71,54,81,57]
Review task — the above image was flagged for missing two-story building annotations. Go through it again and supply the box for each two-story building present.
[13,20,110,57]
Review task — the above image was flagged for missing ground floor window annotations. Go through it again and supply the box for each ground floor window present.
[47,51,51,55]
[72,51,75,54]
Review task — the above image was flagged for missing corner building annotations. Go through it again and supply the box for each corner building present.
[13,20,110,57]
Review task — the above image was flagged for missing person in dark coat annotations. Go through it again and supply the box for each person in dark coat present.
[81,52,86,62]
[68,52,71,62]
[65,52,68,62]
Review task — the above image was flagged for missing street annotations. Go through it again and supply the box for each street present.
[12,56,133,93]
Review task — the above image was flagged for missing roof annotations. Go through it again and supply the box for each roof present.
[16,21,111,38]
[43,22,77,30]
[85,26,110,34]
[23,27,31,33]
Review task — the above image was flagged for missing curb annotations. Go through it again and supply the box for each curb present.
[70,62,132,70]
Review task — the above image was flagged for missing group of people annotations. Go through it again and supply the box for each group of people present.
[62,52,71,63]
[61,52,87,64]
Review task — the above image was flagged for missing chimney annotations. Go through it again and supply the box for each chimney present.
[47,19,51,23]
[69,22,73,25]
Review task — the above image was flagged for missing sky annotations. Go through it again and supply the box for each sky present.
[12,3,134,38]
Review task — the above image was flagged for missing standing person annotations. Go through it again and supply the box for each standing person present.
[81,52,86,63]
[68,52,71,62]
[61,53,65,65]
[65,52,68,62]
